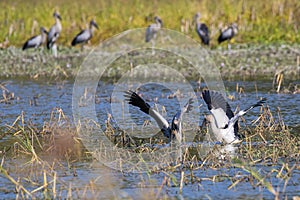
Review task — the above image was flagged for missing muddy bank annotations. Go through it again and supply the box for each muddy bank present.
[0,44,299,80]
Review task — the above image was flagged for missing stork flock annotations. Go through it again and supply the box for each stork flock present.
[124,90,265,145]
[22,11,238,54]
[22,11,99,55]
[145,12,238,47]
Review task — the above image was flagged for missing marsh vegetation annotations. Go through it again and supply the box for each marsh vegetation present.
[0,0,299,199]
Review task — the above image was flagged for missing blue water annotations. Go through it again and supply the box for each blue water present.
[1,79,299,128]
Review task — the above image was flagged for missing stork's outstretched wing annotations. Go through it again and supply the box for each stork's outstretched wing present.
[124,90,170,134]
[228,98,266,126]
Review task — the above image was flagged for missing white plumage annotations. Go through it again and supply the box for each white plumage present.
[202,90,265,144]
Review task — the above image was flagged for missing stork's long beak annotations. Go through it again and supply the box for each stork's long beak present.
[58,14,62,20]
[41,27,48,34]
[93,22,99,30]
[91,20,99,29]
[159,19,163,28]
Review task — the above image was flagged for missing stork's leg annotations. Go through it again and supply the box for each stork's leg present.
[151,39,155,55]
[39,46,44,53]
[52,43,58,57]
[227,41,231,51]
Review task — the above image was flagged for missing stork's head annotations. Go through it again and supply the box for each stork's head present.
[154,16,163,27]
[40,27,48,34]
[231,23,238,35]
[53,11,62,21]
[90,19,99,30]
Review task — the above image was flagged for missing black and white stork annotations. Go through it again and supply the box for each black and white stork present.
[124,90,193,143]
[218,23,238,48]
[193,12,210,46]
[47,11,62,50]
[202,90,265,144]
[22,27,48,50]
[71,19,99,48]
[145,16,163,43]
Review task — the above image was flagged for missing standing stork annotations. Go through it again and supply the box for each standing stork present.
[218,23,238,49]
[145,16,163,43]
[22,27,48,50]
[47,11,62,56]
[193,12,210,46]
[124,90,193,143]
[145,16,163,54]
[71,19,99,49]
[202,90,265,144]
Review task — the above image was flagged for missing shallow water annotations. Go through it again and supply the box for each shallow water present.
[0,78,299,199]
[1,79,299,128]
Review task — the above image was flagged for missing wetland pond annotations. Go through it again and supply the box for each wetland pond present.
[0,77,299,199]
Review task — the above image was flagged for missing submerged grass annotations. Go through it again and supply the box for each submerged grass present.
[0,101,299,198]
[0,0,299,49]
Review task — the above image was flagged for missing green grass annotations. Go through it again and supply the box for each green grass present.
[0,0,299,48]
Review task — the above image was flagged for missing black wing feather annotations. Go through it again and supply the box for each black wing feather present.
[124,90,151,114]
[202,90,234,119]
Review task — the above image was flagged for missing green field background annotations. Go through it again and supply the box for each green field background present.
[0,0,299,48]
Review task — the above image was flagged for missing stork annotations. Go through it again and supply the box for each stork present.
[145,16,163,43]
[47,11,62,56]
[145,16,163,54]
[202,90,265,144]
[71,19,99,49]
[218,23,238,49]
[193,12,210,46]
[22,27,48,50]
[124,90,193,143]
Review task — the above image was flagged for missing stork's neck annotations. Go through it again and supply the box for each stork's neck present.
[90,26,96,34]
[55,17,61,23]
[194,15,201,26]
[155,20,162,28]
[55,18,62,30]
[173,123,182,143]
[41,31,47,42]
